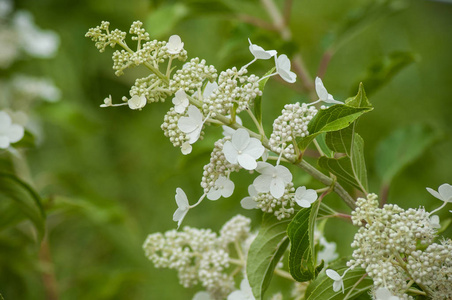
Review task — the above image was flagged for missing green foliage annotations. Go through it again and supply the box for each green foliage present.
[145,3,189,38]
[253,67,275,126]
[247,214,290,300]
[287,199,324,282]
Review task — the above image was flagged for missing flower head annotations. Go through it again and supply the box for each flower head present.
[275,54,296,83]
[427,183,452,203]
[241,185,259,209]
[253,162,293,199]
[207,175,235,201]
[375,287,401,300]
[0,111,24,149]
[173,188,189,229]
[294,186,318,208]
[325,269,344,293]
[178,105,205,144]
[248,38,277,60]
[223,128,265,170]
[315,77,343,105]
[172,89,189,113]
[167,34,184,54]
[128,94,147,110]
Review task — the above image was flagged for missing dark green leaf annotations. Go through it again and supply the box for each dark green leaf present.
[287,199,323,282]
[325,125,353,155]
[253,67,275,125]
[316,133,334,158]
[247,214,290,300]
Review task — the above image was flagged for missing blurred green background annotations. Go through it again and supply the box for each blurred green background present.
[1,0,452,299]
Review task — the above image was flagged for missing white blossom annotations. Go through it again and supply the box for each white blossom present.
[181,141,192,155]
[222,115,242,138]
[202,81,218,99]
[127,94,147,110]
[275,54,296,83]
[426,183,452,203]
[223,128,264,170]
[325,269,344,293]
[253,162,292,199]
[172,89,189,113]
[0,111,24,149]
[374,287,401,300]
[173,188,189,229]
[192,291,212,300]
[178,105,205,144]
[207,175,235,201]
[241,185,259,210]
[248,38,277,60]
[429,215,441,229]
[294,186,318,208]
[167,34,184,54]
[315,77,343,104]
[227,278,255,300]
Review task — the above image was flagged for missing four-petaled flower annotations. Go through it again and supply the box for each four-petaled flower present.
[315,77,343,104]
[172,89,189,114]
[128,94,147,110]
[275,54,297,83]
[207,175,235,201]
[0,111,24,149]
[427,183,452,203]
[253,162,292,199]
[248,38,277,60]
[240,184,259,210]
[227,278,255,300]
[178,105,205,144]
[167,35,184,54]
[374,287,402,300]
[326,269,344,293]
[223,128,265,170]
[294,186,318,208]
[173,188,190,229]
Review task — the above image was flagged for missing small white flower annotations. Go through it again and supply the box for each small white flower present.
[317,236,338,264]
[192,291,212,300]
[325,269,344,293]
[253,162,292,199]
[172,188,189,229]
[315,77,343,105]
[207,175,235,200]
[181,141,192,155]
[222,115,242,138]
[223,128,265,170]
[0,111,24,149]
[167,34,184,54]
[248,38,277,60]
[426,183,452,203]
[227,278,255,300]
[294,186,318,208]
[178,105,206,144]
[275,54,296,83]
[172,90,189,114]
[429,215,441,229]
[100,95,112,107]
[127,94,147,110]
[375,287,401,300]
[241,185,259,209]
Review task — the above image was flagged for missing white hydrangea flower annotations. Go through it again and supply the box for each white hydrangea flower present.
[227,278,255,300]
[429,215,441,229]
[173,188,189,229]
[202,81,218,99]
[223,128,265,170]
[248,38,277,60]
[222,115,242,138]
[325,269,344,293]
[374,287,402,300]
[172,89,189,113]
[294,186,318,208]
[181,141,192,155]
[178,105,205,144]
[207,175,235,201]
[127,94,147,110]
[0,111,25,149]
[275,54,296,83]
[240,184,259,210]
[192,291,212,300]
[167,34,184,54]
[253,162,292,199]
[427,183,452,203]
[315,77,343,105]
[317,236,339,264]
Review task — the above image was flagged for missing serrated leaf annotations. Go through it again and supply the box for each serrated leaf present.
[0,173,45,241]
[305,258,372,300]
[287,199,323,282]
[247,214,290,300]
[253,67,275,125]
[375,124,440,185]
[319,134,368,193]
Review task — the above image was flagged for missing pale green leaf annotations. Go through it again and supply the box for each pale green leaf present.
[253,67,275,125]
[145,3,189,38]
[345,83,372,108]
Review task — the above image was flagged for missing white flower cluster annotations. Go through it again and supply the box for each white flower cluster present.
[129,74,169,103]
[170,58,218,95]
[143,215,252,300]
[269,102,318,159]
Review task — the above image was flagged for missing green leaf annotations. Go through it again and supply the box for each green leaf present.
[319,133,368,193]
[287,199,323,282]
[316,133,334,158]
[145,3,189,38]
[344,83,372,108]
[247,214,290,300]
[325,125,353,155]
[375,124,440,185]
[253,67,275,125]
[305,258,372,300]
[0,173,45,241]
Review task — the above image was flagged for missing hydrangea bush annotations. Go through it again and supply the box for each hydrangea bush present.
[85,17,451,300]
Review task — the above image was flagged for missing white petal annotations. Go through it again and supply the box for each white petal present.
[167,35,184,54]
[255,162,274,174]
[221,179,235,198]
[375,287,392,299]
[270,177,285,199]
[223,141,238,164]
[241,197,258,209]
[275,165,292,183]
[232,128,250,151]
[178,116,199,133]
[332,280,342,293]
[7,124,24,143]
[0,136,10,149]
[207,187,222,201]
[174,104,186,114]
[128,95,146,110]
[175,188,189,209]
[243,138,265,159]
[203,81,218,98]
[192,291,212,300]
[438,183,452,202]
[304,189,318,203]
[0,111,12,128]
[276,55,296,83]
[187,127,202,144]
[295,186,307,199]
[315,77,329,101]
[248,39,277,60]
[426,187,443,201]
[296,199,311,208]
[324,93,343,104]
[278,69,297,83]
[253,175,272,193]
[237,153,257,170]
[173,207,187,222]
[248,184,258,197]
[227,290,245,300]
[187,105,203,124]
[326,269,341,281]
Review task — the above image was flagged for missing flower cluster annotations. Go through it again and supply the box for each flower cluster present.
[143,215,252,300]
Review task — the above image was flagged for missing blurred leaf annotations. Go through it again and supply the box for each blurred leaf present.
[145,3,189,38]
[253,67,275,125]
[288,199,323,282]
[354,51,417,96]
[247,213,290,300]
[375,124,440,185]
[437,218,452,235]
[184,0,235,15]
[0,173,45,241]
[305,258,372,300]
[12,131,36,149]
